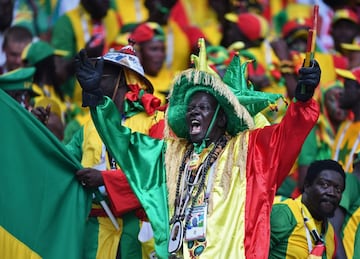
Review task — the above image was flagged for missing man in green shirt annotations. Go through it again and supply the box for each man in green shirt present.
[270,159,345,259]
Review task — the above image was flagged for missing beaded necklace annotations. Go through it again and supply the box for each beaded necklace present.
[168,135,229,254]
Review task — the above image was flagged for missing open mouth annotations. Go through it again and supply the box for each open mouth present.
[190,120,201,134]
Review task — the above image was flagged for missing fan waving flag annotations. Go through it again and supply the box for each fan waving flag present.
[0,89,92,259]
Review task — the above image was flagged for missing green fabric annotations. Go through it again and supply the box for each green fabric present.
[276,175,297,198]
[51,14,77,57]
[120,211,142,259]
[51,14,77,98]
[269,203,297,258]
[63,119,81,145]
[64,125,84,161]
[222,55,283,117]
[13,0,52,36]
[340,173,360,213]
[91,96,169,259]
[298,124,332,166]
[298,127,319,166]
[354,225,360,258]
[123,94,144,118]
[83,217,101,259]
[342,196,360,259]
[0,89,92,258]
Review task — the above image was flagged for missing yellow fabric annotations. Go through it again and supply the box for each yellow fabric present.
[253,112,271,128]
[291,52,338,86]
[336,68,357,81]
[124,70,151,92]
[114,0,148,25]
[332,121,360,173]
[96,217,123,259]
[313,53,338,85]
[168,133,249,258]
[82,111,164,167]
[75,110,91,126]
[284,197,335,259]
[94,217,155,259]
[342,206,360,258]
[0,226,41,259]
[81,111,163,258]
[284,3,312,21]
[67,6,119,53]
[179,0,221,45]
[146,67,174,104]
[163,19,192,74]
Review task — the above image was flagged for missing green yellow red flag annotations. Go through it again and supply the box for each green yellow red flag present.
[0,89,92,258]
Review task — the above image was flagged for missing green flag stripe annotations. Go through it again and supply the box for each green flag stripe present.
[0,89,92,259]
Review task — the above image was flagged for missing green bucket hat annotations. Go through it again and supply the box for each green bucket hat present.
[0,67,37,95]
[167,38,255,139]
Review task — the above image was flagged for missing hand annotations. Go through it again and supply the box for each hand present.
[31,105,51,125]
[295,59,321,102]
[75,168,104,189]
[74,49,104,107]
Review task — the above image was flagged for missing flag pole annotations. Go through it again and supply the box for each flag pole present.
[304,5,319,67]
[94,190,120,230]
[301,5,319,94]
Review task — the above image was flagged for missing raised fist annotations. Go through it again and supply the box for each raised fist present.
[295,59,321,102]
[74,49,104,107]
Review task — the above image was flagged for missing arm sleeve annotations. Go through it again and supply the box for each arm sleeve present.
[270,204,297,255]
[248,99,319,190]
[102,169,142,215]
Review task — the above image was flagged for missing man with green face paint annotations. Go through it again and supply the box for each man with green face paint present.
[75,38,321,258]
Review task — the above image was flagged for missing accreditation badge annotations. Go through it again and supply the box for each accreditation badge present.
[184,204,207,241]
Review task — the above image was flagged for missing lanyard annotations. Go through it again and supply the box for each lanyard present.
[204,161,217,204]
[301,205,324,253]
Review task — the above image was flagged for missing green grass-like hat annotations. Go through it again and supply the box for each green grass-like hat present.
[167,39,254,139]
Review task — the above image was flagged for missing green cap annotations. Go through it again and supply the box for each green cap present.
[0,67,36,93]
[21,40,69,66]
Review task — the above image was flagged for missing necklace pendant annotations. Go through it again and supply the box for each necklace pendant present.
[189,152,200,170]
[168,220,184,254]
